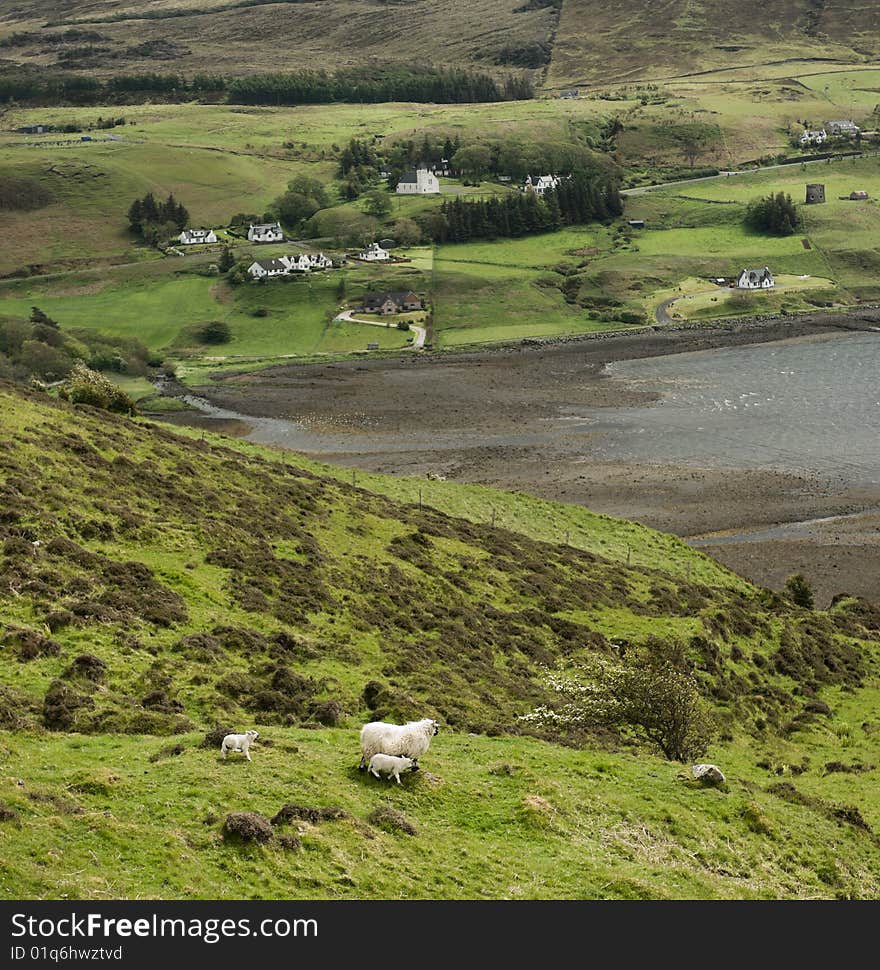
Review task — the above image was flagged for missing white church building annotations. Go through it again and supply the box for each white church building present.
[396,167,439,195]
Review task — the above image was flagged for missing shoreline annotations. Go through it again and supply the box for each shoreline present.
[153,310,880,604]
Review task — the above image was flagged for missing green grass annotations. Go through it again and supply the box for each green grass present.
[0,271,415,360]
[3,716,880,900]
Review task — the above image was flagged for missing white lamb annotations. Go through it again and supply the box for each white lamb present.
[221,730,259,761]
[368,753,415,784]
[359,718,438,770]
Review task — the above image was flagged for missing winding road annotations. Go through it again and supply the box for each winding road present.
[334,308,427,350]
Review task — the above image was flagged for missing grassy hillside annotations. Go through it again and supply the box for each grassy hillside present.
[3,0,879,86]
[2,382,880,898]
[547,0,880,87]
[4,716,880,900]
[0,0,557,78]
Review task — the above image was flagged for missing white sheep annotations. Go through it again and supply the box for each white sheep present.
[221,730,259,761]
[368,753,415,784]
[359,718,438,770]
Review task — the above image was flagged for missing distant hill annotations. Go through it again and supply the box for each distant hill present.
[547,0,880,87]
[0,0,558,78]
[1,1,878,86]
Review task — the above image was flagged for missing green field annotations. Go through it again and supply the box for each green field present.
[0,267,419,363]
[4,714,880,900]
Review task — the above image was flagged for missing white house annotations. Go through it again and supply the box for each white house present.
[247,222,283,243]
[358,241,390,262]
[799,128,827,147]
[737,267,775,290]
[286,252,333,272]
[178,228,218,245]
[396,167,440,195]
[248,258,290,279]
[522,174,569,197]
[247,252,333,279]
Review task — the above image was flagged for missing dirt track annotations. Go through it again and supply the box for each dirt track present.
[168,312,880,605]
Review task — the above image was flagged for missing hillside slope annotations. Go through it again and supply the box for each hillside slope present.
[2,382,880,898]
[0,0,557,77]
[2,379,875,736]
[548,0,880,86]
[2,1,878,84]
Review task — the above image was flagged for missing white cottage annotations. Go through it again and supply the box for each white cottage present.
[247,222,284,243]
[247,252,334,278]
[358,242,390,262]
[799,128,827,147]
[522,174,569,197]
[737,267,775,290]
[248,258,290,279]
[178,228,217,245]
[287,252,333,272]
[396,167,439,195]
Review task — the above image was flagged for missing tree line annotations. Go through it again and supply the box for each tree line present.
[127,192,189,246]
[227,68,533,105]
[432,174,623,243]
[0,66,534,106]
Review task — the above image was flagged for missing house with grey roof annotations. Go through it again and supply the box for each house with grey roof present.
[396,167,439,195]
[736,267,775,290]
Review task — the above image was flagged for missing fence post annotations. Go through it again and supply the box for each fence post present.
[491,508,496,527]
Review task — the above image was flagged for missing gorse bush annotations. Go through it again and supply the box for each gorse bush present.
[522,643,713,761]
[58,362,136,414]
[785,573,815,609]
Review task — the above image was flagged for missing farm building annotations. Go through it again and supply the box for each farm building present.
[361,290,422,314]
[628,219,646,229]
[178,229,218,245]
[396,167,440,194]
[17,124,54,134]
[805,183,826,204]
[849,190,869,200]
[826,120,860,138]
[559,89,579,99]
[736,267,775,290]
[358,242,391,262]
[247,222,283,243]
